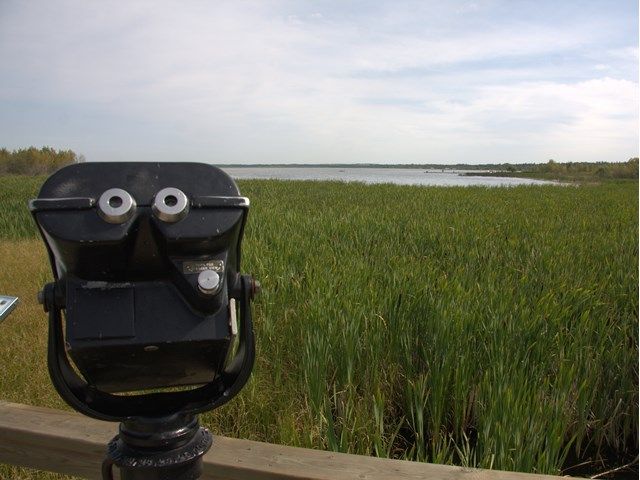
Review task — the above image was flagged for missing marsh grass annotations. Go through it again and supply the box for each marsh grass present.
[0,176,43,239]
[0,176,637,478]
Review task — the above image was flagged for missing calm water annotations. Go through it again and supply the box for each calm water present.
[222,167,558,187]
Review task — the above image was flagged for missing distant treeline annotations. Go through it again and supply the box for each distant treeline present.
[216,162,541,170]
[463,158,639,181]
[0,147,83,175]
[530,158,638,179]
[2,147,637,180]
[217,159,640,177]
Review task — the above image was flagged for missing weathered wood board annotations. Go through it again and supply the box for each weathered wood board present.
[0,401,572,479]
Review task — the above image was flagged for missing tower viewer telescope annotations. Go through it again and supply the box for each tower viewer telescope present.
[30,162,258,479]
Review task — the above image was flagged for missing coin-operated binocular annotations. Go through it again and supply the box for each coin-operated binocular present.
[30,162,259,479]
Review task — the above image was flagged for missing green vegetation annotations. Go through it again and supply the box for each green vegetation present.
[532,158,638,179]
[0,177,637,478]
[0,175,45,239]
[465,158,639,182]
[0,147,81,176]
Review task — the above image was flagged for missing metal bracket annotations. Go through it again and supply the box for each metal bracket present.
[0,295,18,323]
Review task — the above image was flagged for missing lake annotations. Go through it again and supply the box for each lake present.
[221,167,558,187]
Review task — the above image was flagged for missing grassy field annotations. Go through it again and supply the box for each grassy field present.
[0,175,637,478]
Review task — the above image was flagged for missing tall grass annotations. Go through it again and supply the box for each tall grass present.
[0,175,43,238]
[0,177,637,478]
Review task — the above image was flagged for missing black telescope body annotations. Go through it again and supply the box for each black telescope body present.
[30,162,257,479]
[31,162,248,393]
[29,162,258,480]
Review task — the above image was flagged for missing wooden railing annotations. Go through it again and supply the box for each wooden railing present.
[0,401,571,479]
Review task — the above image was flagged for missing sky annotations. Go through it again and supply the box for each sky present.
[0,0,637,164]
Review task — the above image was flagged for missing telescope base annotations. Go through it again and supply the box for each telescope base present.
[103,414,213,480]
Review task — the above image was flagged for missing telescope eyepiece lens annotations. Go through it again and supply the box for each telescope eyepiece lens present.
[152,187,189,222]
[98,188,136,224]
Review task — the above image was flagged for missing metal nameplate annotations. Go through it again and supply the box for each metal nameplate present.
[183,260,224,274]
[0,295,18,323]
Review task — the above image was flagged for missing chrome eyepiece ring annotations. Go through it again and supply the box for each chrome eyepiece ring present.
[152,187,189,223]
[98,188,136,224]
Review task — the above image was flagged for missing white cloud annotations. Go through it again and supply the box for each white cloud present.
[0,0,637,163]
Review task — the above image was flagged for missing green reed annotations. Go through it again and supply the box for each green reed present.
[0,175,43,239]
[0,176,637,478]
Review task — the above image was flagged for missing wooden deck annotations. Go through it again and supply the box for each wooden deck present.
[0,401,572,479]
